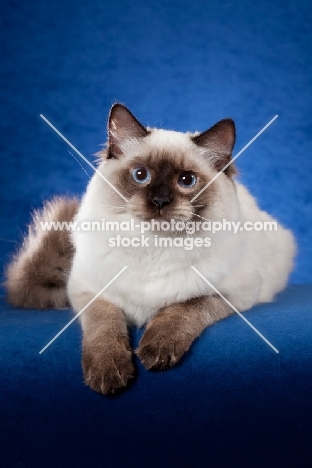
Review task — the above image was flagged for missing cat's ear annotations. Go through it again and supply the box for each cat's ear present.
[107,104,148,158]
[192,119,236,174]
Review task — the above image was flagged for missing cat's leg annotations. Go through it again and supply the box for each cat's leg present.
[72,294,134,394]
[137,295,232,370]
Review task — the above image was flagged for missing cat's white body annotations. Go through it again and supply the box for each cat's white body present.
[68,129,296,326]
[5,105,296,395]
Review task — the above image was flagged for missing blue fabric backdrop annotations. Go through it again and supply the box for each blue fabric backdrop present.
[1,2,312,466]
[1,285,312,466]
[0,0,311,284]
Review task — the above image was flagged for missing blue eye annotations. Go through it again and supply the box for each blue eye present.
[132,166,151,184]
[178,171,197,188]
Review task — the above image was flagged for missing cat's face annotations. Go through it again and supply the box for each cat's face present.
[99,104,236,223]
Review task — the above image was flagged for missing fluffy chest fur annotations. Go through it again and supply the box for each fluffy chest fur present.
[5,103,296,396]
[67,104,295,326]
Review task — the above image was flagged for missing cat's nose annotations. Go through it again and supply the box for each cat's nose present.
[151,196,171,210]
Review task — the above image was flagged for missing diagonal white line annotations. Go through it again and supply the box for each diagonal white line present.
[191,266,279,353]
[39,266,128,354]
[40,114,129,203]
[191,115,278,203]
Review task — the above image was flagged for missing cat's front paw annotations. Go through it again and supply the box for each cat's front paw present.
[82,340,134,395]
[136,326,190,371]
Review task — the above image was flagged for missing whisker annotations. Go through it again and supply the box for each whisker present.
[98,205,128,210]
[0,238,19,244]
[190,198,208,207]
[180,210,210,223]
[68,151,92,179]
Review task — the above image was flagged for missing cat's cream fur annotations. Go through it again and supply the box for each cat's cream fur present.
[68,115,295,326]
[5,103,296,395]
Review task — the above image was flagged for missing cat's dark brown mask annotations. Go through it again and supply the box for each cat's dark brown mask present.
[101,103,236,222]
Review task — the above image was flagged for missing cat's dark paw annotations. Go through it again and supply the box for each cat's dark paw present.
[82,341,134,395]
[136,326,189,371]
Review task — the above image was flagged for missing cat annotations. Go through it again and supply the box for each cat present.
[5,103,296,395]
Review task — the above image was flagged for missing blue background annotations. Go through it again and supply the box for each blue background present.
[1,284,312,466]
[1,2,312,466]
[1,0,311,283]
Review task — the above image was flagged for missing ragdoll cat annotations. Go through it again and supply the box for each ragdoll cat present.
[5,104,296,395]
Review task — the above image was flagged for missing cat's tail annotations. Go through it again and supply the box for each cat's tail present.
[4,197,79,309]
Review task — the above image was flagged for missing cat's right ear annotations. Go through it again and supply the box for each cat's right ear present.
[107,104,148,159]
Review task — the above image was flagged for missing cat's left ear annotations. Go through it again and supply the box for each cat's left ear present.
[192,119,236,175]
[107,103,148,158]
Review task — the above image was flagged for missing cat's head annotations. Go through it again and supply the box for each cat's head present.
[99,103,236,223]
